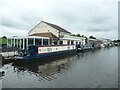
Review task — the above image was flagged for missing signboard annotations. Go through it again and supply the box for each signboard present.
[38,45,75,54]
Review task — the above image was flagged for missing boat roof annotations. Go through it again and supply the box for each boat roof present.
[29,44,75,47]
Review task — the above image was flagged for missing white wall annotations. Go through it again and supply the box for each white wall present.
[28,22,71,38]
[63,40,68,44]
[28,22,59,37]
[61,36,86,45]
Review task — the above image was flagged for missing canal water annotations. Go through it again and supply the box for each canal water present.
[0,46,118,88]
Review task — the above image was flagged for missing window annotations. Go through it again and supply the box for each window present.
[67,41,70,45]
[28,38,33,46]
[53,40,57,45]
[59,41,63,45]
[71,41,74,45]
[35,39,42,45]
[76,42,78,45]
[43,39,48,45]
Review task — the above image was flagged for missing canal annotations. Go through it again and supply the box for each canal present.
[0,46,118,88]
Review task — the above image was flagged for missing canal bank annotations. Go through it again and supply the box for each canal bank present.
[0,46,118,88]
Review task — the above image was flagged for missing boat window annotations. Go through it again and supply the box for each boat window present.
[26,54,31,56]
[23,54,27,56]
[18,53,23,56]
[24,53,35,56]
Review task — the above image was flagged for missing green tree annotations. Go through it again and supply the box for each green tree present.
[76,34,81,37]
[71,34,75,36]
[117,39,120,42]
[2,36,7,39]
[81,35,85,37]
[113,39,120,43]
[113,40,117,42]
[89,36,96,39]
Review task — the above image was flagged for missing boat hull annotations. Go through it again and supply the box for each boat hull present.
[15,49,76,62]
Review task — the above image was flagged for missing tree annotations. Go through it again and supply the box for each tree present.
[113,39,120,43]
[117,39,120,42]
[2,36,7,39]
[113,40,117,42]
[71,34,87,38]
[89,36,96,39]
[76,34,81,37]
[71,34,75,36]
[81,35,85,37]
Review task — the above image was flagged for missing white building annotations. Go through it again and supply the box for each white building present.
[28,21,86,45]
[28,21,71,38]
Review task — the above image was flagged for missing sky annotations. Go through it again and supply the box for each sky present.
[0,0,119,39]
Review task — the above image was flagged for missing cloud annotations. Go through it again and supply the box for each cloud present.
[87,29,110,32]
[0,0,118,39]
[0,25,28,36]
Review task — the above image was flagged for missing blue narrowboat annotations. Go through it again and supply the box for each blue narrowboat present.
[16,44,77,61]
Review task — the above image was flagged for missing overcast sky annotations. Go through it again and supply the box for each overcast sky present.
[0,0,118,39]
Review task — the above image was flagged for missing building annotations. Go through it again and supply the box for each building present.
[88,38,102,47]
[28,21,71,38]
[28,21,86,45]
[6,36,50,49]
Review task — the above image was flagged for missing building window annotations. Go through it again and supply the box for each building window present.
[52,39,57,45]
[53,40,57,45]
[67,41,70,45]
[76,42,78,45]
[59,41,63,45]
[28,38,34,46]
[35,38,42,45]
[43,39,48,45]
[71,41,74,45]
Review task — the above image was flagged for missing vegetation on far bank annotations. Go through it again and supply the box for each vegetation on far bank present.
[113,40,120,43]
[0,36,20,45]
[71,34,96,39]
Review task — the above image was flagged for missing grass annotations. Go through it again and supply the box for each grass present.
[0,38,20,45]
[0,38,7,44]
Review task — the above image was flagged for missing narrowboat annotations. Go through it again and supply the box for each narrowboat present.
[77,42,95,51]
[15,44,76,61]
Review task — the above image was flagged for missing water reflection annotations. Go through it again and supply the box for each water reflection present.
[4,49,97,82]
[12,54,78,81]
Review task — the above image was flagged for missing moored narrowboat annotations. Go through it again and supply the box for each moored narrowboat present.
[16,44,76,61]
